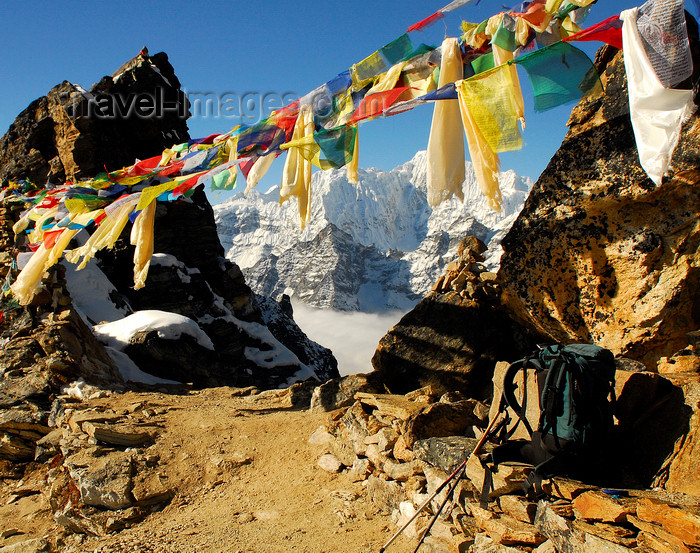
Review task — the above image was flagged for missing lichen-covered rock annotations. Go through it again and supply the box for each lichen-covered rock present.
[498,43,700,368]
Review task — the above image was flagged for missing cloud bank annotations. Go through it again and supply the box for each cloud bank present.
[291,302,407,376]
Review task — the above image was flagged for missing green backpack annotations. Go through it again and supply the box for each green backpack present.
[482,343,617,502]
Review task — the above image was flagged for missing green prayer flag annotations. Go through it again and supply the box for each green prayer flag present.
[402,43,436,61]
[516,41,601,112]
[210,168,237,191]
[472,52,495,74]
[492,22,516,52]
[315,126,357,169]
[381,34,414,65]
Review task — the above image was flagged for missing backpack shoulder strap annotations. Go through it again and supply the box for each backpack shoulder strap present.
[502,358,536,439]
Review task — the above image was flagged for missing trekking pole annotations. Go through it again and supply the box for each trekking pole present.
[413,463,466,552]
[378,412,502,553]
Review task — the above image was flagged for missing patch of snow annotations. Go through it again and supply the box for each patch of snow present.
[93,310,215,351]
[62,259,131,325]
[151,253,197,283]
[61,379,109,401]
[150,253,182,268]
[196,288,315,378]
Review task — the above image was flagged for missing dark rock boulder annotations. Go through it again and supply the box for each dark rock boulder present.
[0,50,189,185]
[371,237,541,397]
[92,187,339,388]
[0,50,340,461]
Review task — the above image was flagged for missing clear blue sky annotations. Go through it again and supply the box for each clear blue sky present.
[1,0,690,202]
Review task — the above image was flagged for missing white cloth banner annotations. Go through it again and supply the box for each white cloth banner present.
[620,7,694,186]
[439,0,480,13]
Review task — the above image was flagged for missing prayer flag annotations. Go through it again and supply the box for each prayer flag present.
[563,14,623,49]
[440,0,481,12]
[516,41,601,112]
[349,87,413,123]
[460,66,523,153]
[408,12,445,33]
[353,51,389,82]
[381,34,414,65]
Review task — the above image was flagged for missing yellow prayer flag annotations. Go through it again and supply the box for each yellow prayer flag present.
[136,181,177,212]
[459,66,523,154]
[457,84,503,212]
[367,62,407,96]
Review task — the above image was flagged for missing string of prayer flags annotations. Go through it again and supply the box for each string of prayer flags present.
[515,41,602,112]
[5,0,661,306]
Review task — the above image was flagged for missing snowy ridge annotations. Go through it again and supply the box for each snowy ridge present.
[214,150,532,312]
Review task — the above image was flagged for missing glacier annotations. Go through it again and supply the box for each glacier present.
[213,150,532,313]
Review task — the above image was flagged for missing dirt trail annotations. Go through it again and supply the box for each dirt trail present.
[0,387,416,553]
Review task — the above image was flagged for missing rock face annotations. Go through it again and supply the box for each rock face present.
[498,43,700,368]
[0,50,189,185]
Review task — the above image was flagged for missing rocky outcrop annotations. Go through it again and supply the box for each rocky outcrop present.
[315,342,700,552]
[88,186,337,389]
[371,237,542,398]
[498,41,700,368]
[0,50,189,185]
[0,264,123,461]
[0,51,339,460]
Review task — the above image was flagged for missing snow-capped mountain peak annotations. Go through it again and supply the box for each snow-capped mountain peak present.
[214,151,532,312]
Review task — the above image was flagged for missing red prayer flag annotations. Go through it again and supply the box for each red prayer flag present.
[408,11,445,33]
[564,15,623,50]
[43,229,64,249]
[158,160,185,178]
[349,88,413,124]
[239,157,257,179]
[129,155,163,176]
[511,0,548,30]
[94,212,107,226]
[172,174,201,197]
